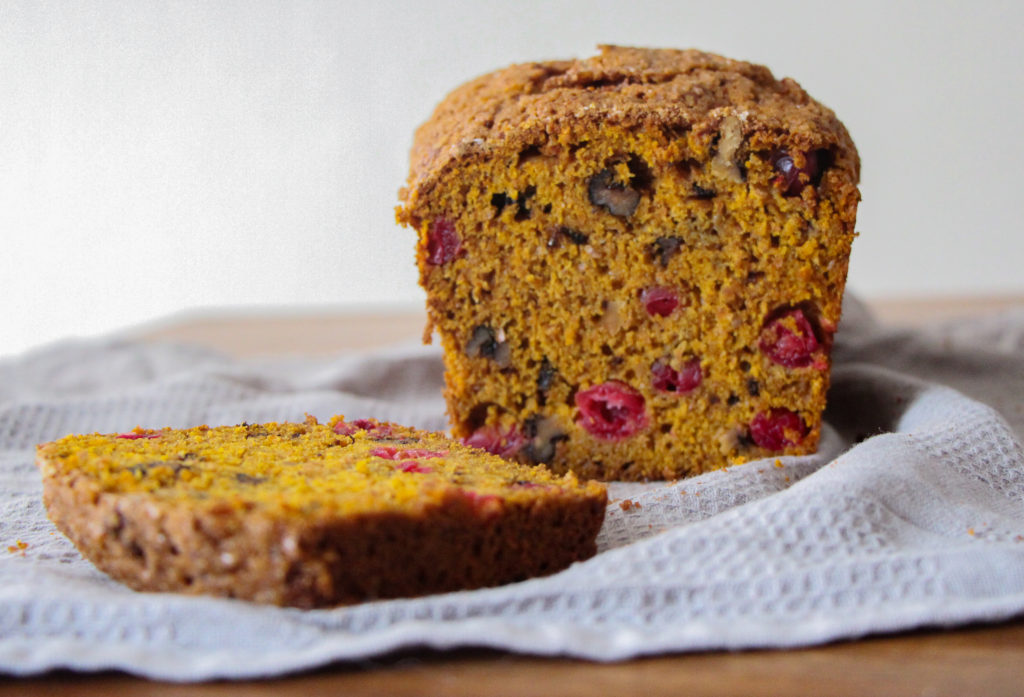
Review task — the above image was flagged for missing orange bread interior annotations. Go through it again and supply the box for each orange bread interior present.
[398,46,860,480]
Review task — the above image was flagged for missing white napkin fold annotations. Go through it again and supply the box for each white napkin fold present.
[1,298,1022,680]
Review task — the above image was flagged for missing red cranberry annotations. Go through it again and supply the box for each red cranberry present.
[759,308,821,368]
[462,424,527,458]
[333,418,398,438]
[117,431,160,440]
[368,424,400,439]
[575,381,649,441]
[771,149,821,196]
[772,151,800,195]
[370,447,446,460]
[398,461,433,473]
[405,448,446,458]
[641,287,679,317]
[749,408,807,450]
[399,448,447,459]
[651,357,702,394]
[426,218,461,265]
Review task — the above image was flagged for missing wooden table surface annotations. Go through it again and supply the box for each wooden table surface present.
[6,295,1024,696]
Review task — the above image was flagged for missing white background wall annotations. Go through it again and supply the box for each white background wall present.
[2,0,1022,358]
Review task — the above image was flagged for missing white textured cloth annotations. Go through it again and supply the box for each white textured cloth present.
[1,299,1023,680]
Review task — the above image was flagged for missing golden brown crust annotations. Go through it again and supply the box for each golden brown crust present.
[36,419,607,607]
[401,45,859,216]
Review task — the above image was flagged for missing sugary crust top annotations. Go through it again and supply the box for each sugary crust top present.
[401,45,859,208]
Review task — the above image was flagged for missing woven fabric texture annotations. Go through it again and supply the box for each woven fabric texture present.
[1,299,1022,680]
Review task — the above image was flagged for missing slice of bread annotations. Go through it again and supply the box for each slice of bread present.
[37,416,607,607]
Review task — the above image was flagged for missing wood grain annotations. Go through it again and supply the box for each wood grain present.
[5,623,1024,696]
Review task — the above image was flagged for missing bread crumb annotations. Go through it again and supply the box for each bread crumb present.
[774,459,784,468]
[619,499,642,511]
[6,540,28,554]
[967,528,975,537]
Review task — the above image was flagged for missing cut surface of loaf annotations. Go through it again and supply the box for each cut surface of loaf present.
[397,46,860,481]
[36,416,607,607]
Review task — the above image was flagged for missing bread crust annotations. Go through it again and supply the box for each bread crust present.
[400,45,859,219]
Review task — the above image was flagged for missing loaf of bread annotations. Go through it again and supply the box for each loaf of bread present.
[36,416,607,607]
[397,46,860,480]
